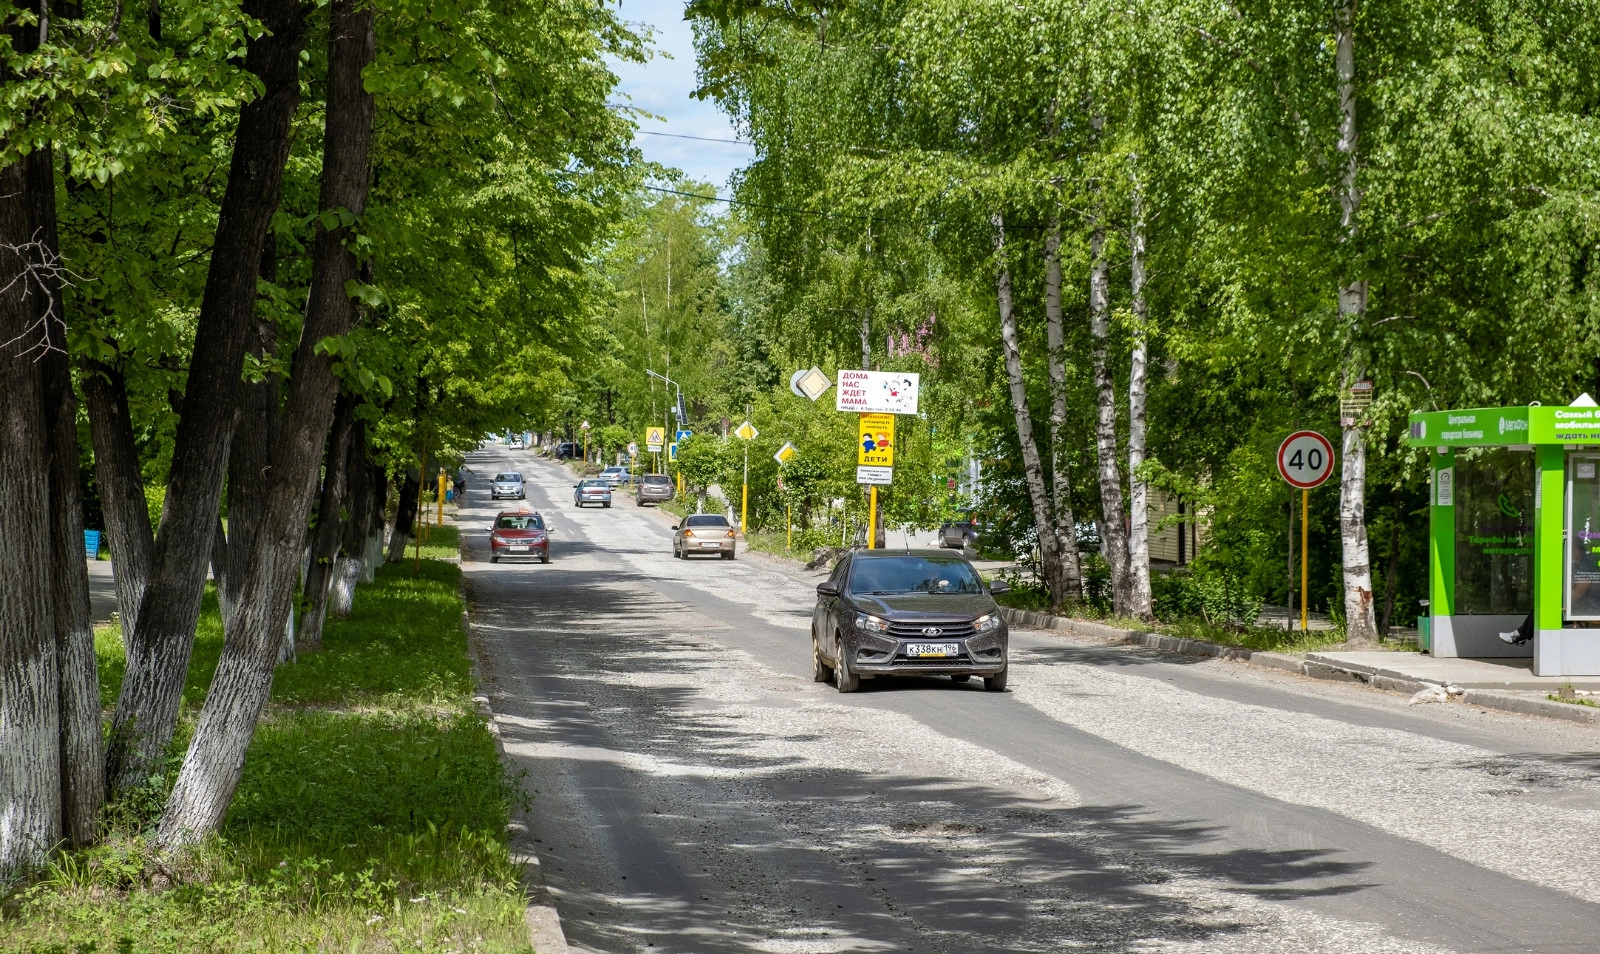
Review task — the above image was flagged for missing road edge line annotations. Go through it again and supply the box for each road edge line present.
[460,571,573,954]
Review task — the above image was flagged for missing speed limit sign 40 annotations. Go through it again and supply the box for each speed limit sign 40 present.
[1278,430,1335,489]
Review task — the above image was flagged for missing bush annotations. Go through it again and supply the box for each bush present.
[1152,563,1264,629]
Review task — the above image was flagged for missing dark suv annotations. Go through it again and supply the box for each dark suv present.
[811,550,1010,693]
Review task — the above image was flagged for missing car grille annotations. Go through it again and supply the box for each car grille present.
[887,621,976,640]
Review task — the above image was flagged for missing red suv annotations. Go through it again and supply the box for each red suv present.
[488,510,552,564]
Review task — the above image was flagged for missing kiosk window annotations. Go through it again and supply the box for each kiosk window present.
[1569,456,1600,620]
[1454,449,1534,616]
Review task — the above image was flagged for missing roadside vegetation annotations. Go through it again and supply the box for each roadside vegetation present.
[0,552,526,951]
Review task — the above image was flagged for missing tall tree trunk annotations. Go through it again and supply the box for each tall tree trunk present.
[157,0,376,847]
[361,465,386,582]
[332,425,374,618]
[106,0,307,795]
[1043,222,1084,604]
[386,466,420,563]
[993,214,1070,609]
[299,395,357,650]
[1335,0,1378,644]
[1126,175,1153,621]
[32,145,104,845]
[0,155,62,881]
[82,360,154,648]
[1088,214,1132,614]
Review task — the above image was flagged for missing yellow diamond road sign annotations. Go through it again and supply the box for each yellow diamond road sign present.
[773,441,797,465]
[734,420,759,441]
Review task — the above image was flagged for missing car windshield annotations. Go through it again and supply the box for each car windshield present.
[685,515,728,527]
[848,557,986,595]
[494,473,522,482]
[495,515,544,530]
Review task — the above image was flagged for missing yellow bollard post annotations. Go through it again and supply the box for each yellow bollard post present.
[787,503,792,551]
[869,487,879,549]
[437,472,446,527]
[741,445,749,537]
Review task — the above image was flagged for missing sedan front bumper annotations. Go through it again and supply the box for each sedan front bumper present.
[842,627,1007,676]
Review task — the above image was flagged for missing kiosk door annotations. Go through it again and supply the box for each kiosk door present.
[1567,455,1600,620]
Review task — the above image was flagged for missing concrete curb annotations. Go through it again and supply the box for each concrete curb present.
[460,572,572,954]
[999,606,1597,727]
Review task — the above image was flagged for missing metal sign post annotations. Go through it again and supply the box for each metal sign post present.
[1277,430,1336,631]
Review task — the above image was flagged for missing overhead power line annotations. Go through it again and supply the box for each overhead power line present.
[636,130,753,145]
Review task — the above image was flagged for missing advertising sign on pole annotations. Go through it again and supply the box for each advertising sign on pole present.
[856,466,893,485]
[858,413,895,467]
[835,370,920,415]
[646,426,665,452]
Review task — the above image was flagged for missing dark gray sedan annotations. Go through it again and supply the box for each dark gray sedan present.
[811,550,1010,693]
[573,478,612,508]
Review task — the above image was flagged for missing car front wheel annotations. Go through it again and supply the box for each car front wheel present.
[984,668,1008,692]
[834,639,860,693]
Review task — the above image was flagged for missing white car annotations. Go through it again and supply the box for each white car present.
[491,472,526,500]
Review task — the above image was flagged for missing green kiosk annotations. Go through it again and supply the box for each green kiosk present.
[1408,397,1600,675]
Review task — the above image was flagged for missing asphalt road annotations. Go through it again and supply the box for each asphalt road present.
[463,447,1600,954]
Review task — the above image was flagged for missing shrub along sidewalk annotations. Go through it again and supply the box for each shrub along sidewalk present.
[0,533,530,953]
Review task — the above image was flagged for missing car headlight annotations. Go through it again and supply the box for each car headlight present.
[974,613,1001,633]
[854,613,889,634]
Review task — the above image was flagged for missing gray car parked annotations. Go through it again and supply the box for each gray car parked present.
[635,473,674,506]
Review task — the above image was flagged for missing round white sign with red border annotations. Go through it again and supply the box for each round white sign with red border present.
[1277,430,1335,489]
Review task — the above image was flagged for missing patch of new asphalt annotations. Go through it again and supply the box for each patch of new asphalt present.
[462,448,1600,954]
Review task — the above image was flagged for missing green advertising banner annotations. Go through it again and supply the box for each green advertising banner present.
[1407,407,1531,447]
[1529,406,1600,445]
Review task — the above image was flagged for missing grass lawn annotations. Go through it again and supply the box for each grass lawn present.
[0,537,532,953]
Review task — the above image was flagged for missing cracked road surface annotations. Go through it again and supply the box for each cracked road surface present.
[463,449,1600,953]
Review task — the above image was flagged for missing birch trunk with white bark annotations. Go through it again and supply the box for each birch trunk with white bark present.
[1043,223,1085,604]
[1089,216,1132,614]
[386,467,420,563]
[993,215,1071,608]
[1335,0,1378,644]
[1126,176,1153,621]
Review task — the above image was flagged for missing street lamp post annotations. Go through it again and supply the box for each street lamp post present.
[646,368,681,477]
[581,420,591,464]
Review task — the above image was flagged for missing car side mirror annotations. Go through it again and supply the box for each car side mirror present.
[816,580,841,597]
[671,524,679,530]
[988,580,1010,595]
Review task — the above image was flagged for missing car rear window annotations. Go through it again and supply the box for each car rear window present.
[494,473,522,482]
[495,515,544,530]
[642,475,671,485]
[848,557,985,595]
[580,479,608,488]
[685,515,728,527]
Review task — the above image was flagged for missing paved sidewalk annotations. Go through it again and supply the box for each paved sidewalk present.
[1310,651,1600,691]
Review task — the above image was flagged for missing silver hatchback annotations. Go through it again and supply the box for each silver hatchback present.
[491,472,525,500]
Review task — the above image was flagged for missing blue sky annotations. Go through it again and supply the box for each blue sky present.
[610,0,755,194]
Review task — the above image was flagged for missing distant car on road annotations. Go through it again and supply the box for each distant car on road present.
[635,473,674,506]
[554,442,580,460]
[491,472,526,500]
[574,478,612,508]
[939,511,984,549]
[487,510,551,564]
[672,514,736,560]
[810,550,1011,693]
[599,466,630,487]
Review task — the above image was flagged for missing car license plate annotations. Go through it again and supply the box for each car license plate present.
[905,643,957,657]
[509,546,529,552]
[700,541,720,548]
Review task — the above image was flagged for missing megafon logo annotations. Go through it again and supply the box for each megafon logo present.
[1498,416,1528,435]
[1410,420,1427,440]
